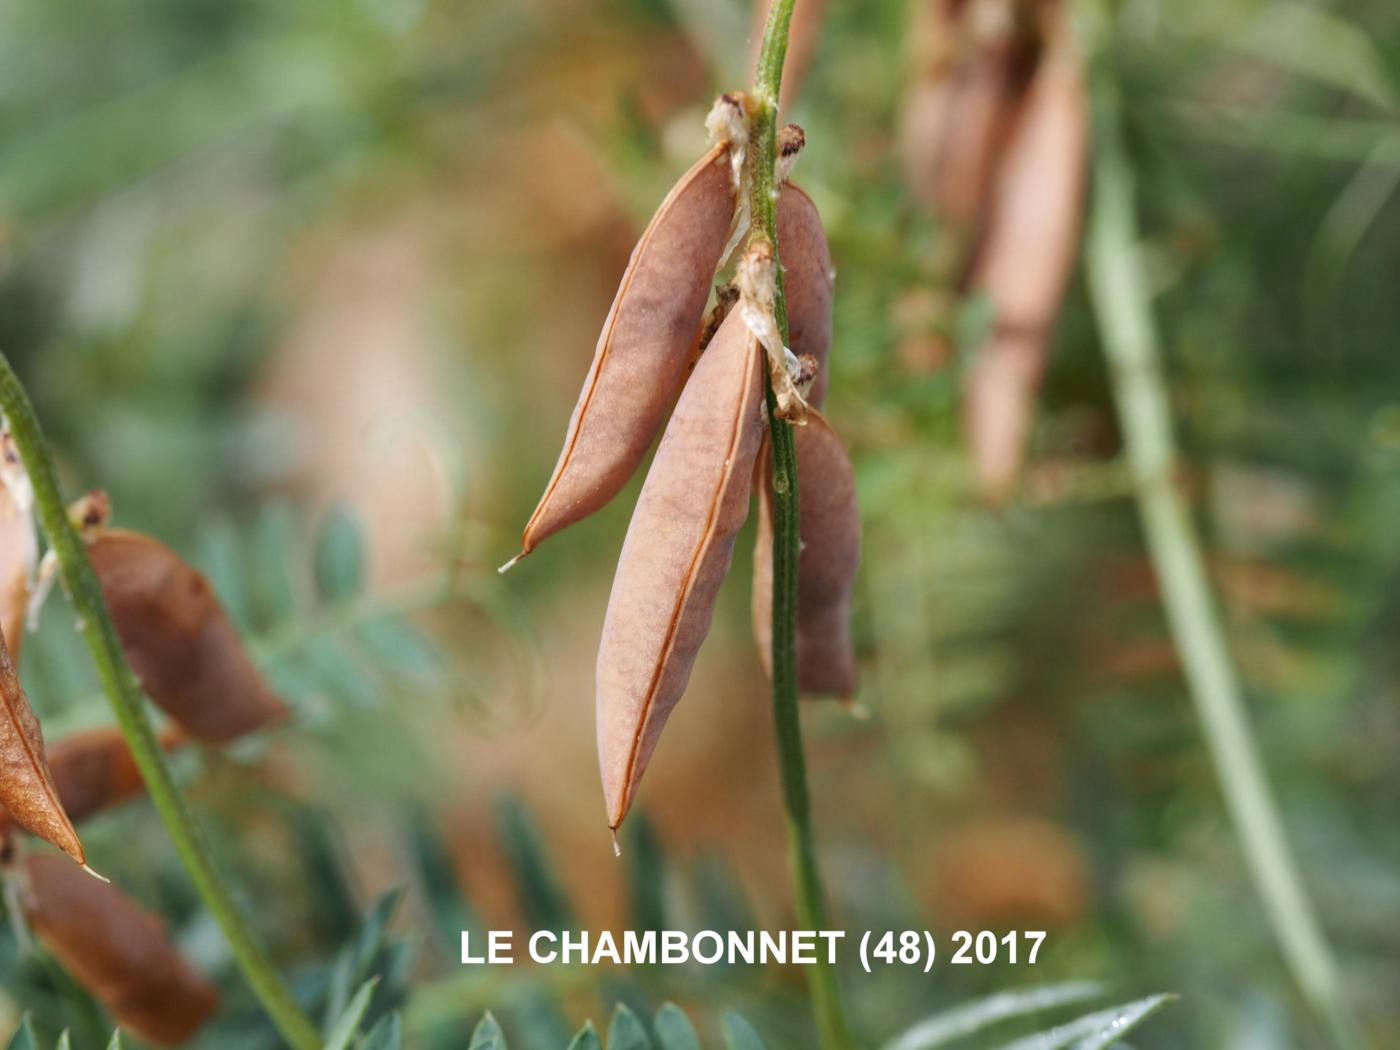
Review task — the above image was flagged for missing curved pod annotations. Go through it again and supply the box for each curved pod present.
[597,307,765,829]
[520,144,738,558]
[752,410,861,698]
[778,183,835,407]
[87,530,287,742]
[24,854,219,1046]
[0,631,83,863]
[967,32,1088,498]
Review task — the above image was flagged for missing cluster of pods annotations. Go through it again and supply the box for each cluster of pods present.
[898,0,1089,498]
[507,98,861,835]
[0,443,286,1045]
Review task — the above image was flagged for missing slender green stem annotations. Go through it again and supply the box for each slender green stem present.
[0,355,321,1050]
[1083,72,1368,1050]
[750,5,849,1049]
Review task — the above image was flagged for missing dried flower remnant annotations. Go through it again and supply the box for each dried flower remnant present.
[596,306,766,830]
[0,433,36,662]
[86,529,288,743]
[966,10,1087,498]
[737,238,808,423]
[0,629,84,864]
[513,102,747,565]
[753,410,862,699]
[21,854,219,1046]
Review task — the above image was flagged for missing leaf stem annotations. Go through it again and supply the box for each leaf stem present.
[750,4,850,1049]
[0,354,322,1050]
[1083,66,1368,1050]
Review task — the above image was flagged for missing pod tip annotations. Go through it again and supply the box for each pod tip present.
[609,828,622,858]
[81,863,110,884]
[497,552,525,575]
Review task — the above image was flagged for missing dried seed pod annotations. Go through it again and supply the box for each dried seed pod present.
[87,530,287,742]
[0,726,183,840]
[897,0,1030,231]
[966,21,1087,498]
[516,142,739,561]
[596,306,765,830]
[22,853,219,1045]
[777,183,835,407]
[0,630,84,864]
[752,410,861,699]
[0,436,36,661]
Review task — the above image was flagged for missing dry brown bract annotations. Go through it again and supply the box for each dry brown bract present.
[87,530,288,742]
[23,853,219,1046]
[0,629,83,864]
[596,305,765,830]
[516,138,740,561]
[752,410,862,699]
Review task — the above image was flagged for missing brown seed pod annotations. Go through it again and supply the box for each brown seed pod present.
[897,0,1031,232]
[87,530,287,742]
[0,629,84,864]
[22,853,219,1046]
[965,20,1087,499]
[752,410,861,699]
[0,437,36,662]
[777,183,835,407]
[596,306,765,830]
[0,726,183,840]
[516,142,739,561]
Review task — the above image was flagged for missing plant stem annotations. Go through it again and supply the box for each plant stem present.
[0,354,322,1050]
[1083,73,1368,1050]
[750,5,849,1049]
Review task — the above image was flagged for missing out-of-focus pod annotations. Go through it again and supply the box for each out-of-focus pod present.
[897,0,1034,233]
[752,410,862,699]
[22,853,219,1045]
[965,9,1088,499]
[87,529,288,742]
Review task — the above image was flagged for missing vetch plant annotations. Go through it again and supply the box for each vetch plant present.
[505,2,855,1046]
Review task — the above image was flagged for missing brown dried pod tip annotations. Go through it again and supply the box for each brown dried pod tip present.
[0,725,183,840]
[0,433,36,661]
[966,7,1088,499]
[86,529,287,742]
[0,630,84,864]
[596,305,766,830]
[22,853,219,1045]
[752,410,862,699]
[512,106,745,564]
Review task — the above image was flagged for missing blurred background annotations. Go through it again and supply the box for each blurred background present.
[2,0,1399,1046]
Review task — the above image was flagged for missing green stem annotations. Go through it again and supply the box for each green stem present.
[750,5,850,1049]
[0,355,322,1050]
[1083,73,1368,1050]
